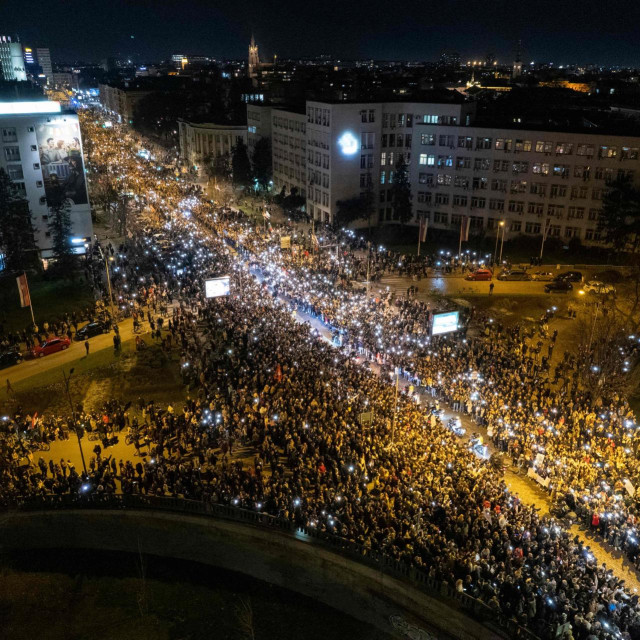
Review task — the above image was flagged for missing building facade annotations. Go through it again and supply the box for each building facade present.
[178,120,247,170]
[0,101,93,259]
[36,47,53,85]
[409,123,640,245]
[245,99,640,244]
[98,82,153,123]
[304,99,476,223]
[0,36,26,81]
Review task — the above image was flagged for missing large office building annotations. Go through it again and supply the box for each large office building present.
[0,36,26,81]
[178,119,247,170]
[36,48,53,84]
[0,100,93,260]
[248,97,640,245]
[248,103,306,198]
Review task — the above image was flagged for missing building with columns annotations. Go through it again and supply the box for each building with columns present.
[178,119,247,172]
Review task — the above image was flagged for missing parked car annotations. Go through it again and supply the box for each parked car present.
[583,280,616,295]
[545,280,573,293]
[530,271,555,282]
[555,271,583,283]
[0,349,23,369]
[75,321,110,340]
[497,270,532,281]
[466,268,493,281]
[31,337,71,358]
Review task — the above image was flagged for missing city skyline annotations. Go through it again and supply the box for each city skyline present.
[5,0,640,66]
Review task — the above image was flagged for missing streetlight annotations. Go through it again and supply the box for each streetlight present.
[493,220,505,266]
[390,368,400,445]
[498,220,507,264]
[97,245,117,323]
[579,290,601,351]
[61,368,88,475]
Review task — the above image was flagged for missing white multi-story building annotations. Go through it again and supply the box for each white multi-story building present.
[0,36,26,81]
[0,101,93,259]
[411,123,640,244]
[177,120,247,171]
[304,99,476,223]
[247,98,640,244]
[247,103,306,198]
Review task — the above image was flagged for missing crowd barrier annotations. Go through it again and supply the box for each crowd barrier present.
[4,494,541,640]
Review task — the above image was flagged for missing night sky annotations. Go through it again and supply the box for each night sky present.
[5,0,640,66]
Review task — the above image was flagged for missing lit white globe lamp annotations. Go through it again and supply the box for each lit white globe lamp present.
[337,132,358,156]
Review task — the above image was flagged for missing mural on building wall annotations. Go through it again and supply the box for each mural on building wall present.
[36,120,88,206]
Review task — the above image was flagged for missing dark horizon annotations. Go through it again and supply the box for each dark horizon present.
[5,0,640,67]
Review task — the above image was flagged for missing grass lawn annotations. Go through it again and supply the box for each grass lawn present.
[0,335,185,417]
[0,273,95,333]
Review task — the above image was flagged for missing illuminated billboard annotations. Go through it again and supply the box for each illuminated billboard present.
[36,120,88,206]
[205,276,231,298]
[431,311,459,336]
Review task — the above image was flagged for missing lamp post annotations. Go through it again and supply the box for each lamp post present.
[493,220,504,266]
[62,367,87,475]
[390,368,400,445]
[498,221,507,264]
[97,245,117,323]
[578,290,601,351]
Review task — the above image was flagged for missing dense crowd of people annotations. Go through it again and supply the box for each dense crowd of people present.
[3,110,640,640]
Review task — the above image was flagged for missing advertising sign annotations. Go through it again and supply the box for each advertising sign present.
[431,311,459,336]
[36,120,88,206]
[205,276,231,298]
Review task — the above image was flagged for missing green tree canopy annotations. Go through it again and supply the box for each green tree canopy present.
[46,185,77,276]
[335,186,374,230]
[203,152,231,182]
[252,137,272,190]
[0,169,39,272]
[231,139,253,188]
[390,156,412,226]
[598,175,640,251]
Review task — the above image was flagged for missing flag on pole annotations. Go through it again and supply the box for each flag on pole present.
[460,216,470,243]
[419,217,428,242]
[262,210,271,219]
[311,234,319,248]
[16,273,31,308]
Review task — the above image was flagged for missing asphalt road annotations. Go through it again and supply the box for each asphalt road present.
[2,316,144,387]
[365,273,587,299]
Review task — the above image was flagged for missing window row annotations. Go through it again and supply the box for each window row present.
[381,133,412,149]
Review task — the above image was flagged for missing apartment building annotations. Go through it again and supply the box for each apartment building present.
[412,124,640,244]
[0,100,93,259]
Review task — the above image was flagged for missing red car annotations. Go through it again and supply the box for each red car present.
[466,268,493,281]
[31,337,71,358]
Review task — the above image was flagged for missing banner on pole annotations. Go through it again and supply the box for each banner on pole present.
[460,216,470,243]
[419,218,428,242]
[280,236,291,249]
[16,273,31,308]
